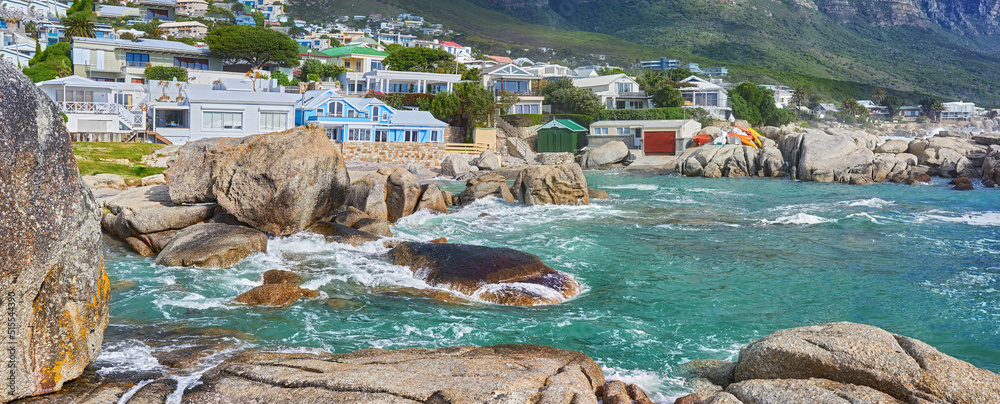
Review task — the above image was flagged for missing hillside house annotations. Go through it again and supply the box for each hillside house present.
[941,101,976,121]
[37,76,146,136]
[71,37,222,84]
[159,21,208,38]
[640,57,680,71]
[360,70,461,95]
[677,76,730,119]
[482,63,543,114]
[813,103,840,119]
[572,74,650,109]
[174,0,208,17]
[858,100,890,120]
[147,79,299,144]
[295,89,448,143]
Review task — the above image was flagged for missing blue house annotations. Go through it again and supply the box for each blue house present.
[234,15,255,25]
[295,90,448,143]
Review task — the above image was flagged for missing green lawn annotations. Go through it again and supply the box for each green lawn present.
[73,142,167,179]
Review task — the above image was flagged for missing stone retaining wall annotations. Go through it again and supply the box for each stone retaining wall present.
[339,141,447,166]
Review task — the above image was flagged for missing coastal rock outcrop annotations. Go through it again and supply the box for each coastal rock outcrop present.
[580,141,629,168]
[511,163,590,206]
[182,345,605,403]
[440,153,471,178]
[388,242,580,305]
[164,126,350,236]
[307,221,382,246]
[458,172,515,205]
[676,322,1000,404]
[344,167,442,222]
[154,223,268,268]
[328,206,393,237]
[101,185,217,255]
[783,129,878,184]
[0,61,109,402]
[476,149,501,170]
[415,183,448,213]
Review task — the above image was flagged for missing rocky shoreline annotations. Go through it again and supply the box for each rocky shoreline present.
[6,57,1000,403]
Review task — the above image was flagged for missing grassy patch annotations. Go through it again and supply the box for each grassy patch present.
[73,142,166,179]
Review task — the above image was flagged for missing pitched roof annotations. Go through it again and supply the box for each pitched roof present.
[38,75,117,88]
[319,44,387,57]
[391,110,447,126]
[439,41,462,48]
[539,119,587,132]
[572,73,634,88]
[488,55,513,64]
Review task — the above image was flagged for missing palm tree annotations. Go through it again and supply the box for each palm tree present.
[790,86,809,108]
[871,87,887,105]
[841,97,863,117]
[62,13,95,39]
[920,97,944,122]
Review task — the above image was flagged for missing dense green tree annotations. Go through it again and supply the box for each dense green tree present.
[383,45,455,72]
[271,70,297,86]
[206,25,300,69]
[840,97,865,117]
[650,83,683,108]
[666,68,694,82]
[119,32,137,41]
[66,0,94,16]
[454,82,495,127]
[22,42,72,82]
[871,87,887,105]
[63,12,96,39]
[919,96,944,121]
[252,11,264,27]
[882,94,902,119]
[730,82,793,126]
[597,66,625,76]
[541,77,602,116]
[461,67,482,82]
[230,2,244,13]
[429,91,461,121]
[688,108,717,128]
[145,66,188,81]
[132,20,163,38]
[297,58,346,81]
[636,69,665,92]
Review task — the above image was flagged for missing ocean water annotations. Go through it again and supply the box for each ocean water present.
[99,172,1000,402]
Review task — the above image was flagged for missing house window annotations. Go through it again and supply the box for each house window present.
[125,52,149,67]
[260,112,288,131]
[404,130,417,142]
[382,111,388,120]
[115,94,133,107]
[616,127,632,135]
[347,128,371,141]
[616,82,632,93]
[203,111,243,130]
[594,127,608,135]
[514,104,539,114]
[372,106,379,121]
[344,60,350,68]
[332,102,343,116]
[325,127,338,141]
[374,130,388,142]
[174,57,209,70]
[430,131,440,142]
[347,110,356,118]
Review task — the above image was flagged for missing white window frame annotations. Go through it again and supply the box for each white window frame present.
[259,112,288,132]
[203,111,243,130]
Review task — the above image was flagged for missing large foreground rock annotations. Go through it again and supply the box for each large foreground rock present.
[100,185,216,255]
[677,322,1000,404]
[155,223,267,268]
[782,129,877,184]
[182,345,605,403]
[580,141,629,168]
[388,242,580,305]
[343,167,428,223]
[0,61,109,402]
[511,163,590,206]
[164,126,350,236]
[440,153,471,178]
[458,172,515,205]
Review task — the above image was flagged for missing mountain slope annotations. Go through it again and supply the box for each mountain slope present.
[288,0,1000,105]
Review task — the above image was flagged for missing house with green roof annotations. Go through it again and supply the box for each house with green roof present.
[536,119,588,153]
[320,44,389,94]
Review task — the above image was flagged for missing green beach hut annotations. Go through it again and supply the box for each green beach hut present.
[536,119,588,153]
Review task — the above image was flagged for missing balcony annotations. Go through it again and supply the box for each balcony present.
[493,89,540,97]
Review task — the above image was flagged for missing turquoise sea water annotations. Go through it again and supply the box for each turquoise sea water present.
[99,172,1000,402]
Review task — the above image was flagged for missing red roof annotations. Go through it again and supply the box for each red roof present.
[488,55,514,64]
[439,41,462,48]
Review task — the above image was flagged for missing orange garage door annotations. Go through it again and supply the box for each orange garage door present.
[644,131,676,155]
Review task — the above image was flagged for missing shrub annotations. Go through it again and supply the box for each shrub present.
[594,108,685,121]
[145,66,188,81]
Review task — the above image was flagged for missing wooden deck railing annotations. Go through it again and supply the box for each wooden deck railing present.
[445,142,488,154]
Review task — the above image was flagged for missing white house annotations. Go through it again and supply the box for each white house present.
[36,76,147,136]
[589,119,702,155]
[482,63,544,114]
[71,37,222,83]
[146,80,299,144]
[677,75,730,119]
[858,100,890,120]
[572,73,650,109]
[521,63,573,79]
[360,70,461,95]
[941,101,976,121]
[813,103,839,118]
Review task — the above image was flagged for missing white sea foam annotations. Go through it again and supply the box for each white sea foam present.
[922,212,1000,226]
[601,366,685,403]
[602,184,660,191]
[470,282,568,305]
[845,198,894,208]
[95,340,161,376]
[117,379,154,404]
[165,348,239,404]
[761,213,833,225]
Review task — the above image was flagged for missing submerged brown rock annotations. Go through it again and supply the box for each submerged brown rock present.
[155,223,267,268]
[0,60,109,401]
[388,242,580,305]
